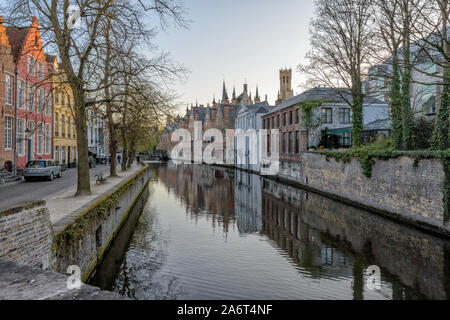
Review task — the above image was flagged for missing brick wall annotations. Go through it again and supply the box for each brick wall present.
[275,153,447,232]
[0,201,54,269]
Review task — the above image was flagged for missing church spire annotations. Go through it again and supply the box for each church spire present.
[232,86,236,100]
[254,85,261,103]
[222,81,229,103]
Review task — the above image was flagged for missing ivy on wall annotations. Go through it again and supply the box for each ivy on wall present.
[320,148,450,224]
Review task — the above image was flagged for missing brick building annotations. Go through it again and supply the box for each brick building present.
[262,87,389,162]
[0,17,16,171]
[2,16,53,172]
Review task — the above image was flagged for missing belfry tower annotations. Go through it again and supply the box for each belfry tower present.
[276,68,294,105]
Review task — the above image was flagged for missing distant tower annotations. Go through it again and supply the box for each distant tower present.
[254,86,261,103]
[222,81,229,103]
[276,68,294,105]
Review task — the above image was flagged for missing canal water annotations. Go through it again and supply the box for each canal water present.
[91,162,450,300]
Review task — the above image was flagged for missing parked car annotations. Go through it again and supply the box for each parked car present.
[24,160,62,182]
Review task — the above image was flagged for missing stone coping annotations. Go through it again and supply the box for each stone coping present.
[0,259,127,300]
[0,201,46,218]
[47,165,147,229]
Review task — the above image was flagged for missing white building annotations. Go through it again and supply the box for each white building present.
[234,101,274,172]
[86,108,106,160]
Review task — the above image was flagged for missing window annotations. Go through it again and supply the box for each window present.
[4,116,12,150]
[5,74,13,105]
[67,117,71,138]
[339,132,352,147]
[28,56,35,75]
[339,108,351,124]
[321,108,333,124]
[18,79,25,109]
[61,93,65,106]
[37,123,44,155]
[61,115,65,137]
[272,117,275,128]
[37,89,44,113]
[295,131,300,154]
[283,133,287,154]
[277,115,280,128]
[289,132,293,154]
[38,62,44,80]
[283,113,287,126]
[72,120,76,138]
[289,111,293,125]
[54,112,59,136]
[262,119,265,129]
[296,109,300,123]
[422,84,437,114]
[45,123,51,154]
[17,119,25,156]
[55,90,59,104]
[267,134,271,155]
[45,92,51,116]
[28,84,35,112]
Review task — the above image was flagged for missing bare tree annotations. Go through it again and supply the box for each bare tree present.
[298,0,376,147]
[4,0,186,195]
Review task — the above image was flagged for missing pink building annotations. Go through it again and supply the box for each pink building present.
[5,17,53,171]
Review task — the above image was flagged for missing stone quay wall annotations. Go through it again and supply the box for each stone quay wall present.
[271,152,447,233]
[51,165,152,282]
[0,201,54,269]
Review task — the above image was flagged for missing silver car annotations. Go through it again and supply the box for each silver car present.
[24,160,62,181]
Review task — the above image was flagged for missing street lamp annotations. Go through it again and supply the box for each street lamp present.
[13,66,18,176]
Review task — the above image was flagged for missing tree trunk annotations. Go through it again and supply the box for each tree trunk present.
[401,1,414,150]
[104,18,117,177]
[391,51,403,149]
[352,79,364,147]
[431,0,450,150]
[74,93,91,196]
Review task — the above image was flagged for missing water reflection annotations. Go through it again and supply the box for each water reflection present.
[97,163,450,300]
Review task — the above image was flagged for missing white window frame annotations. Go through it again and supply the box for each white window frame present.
[45,91,51,116]
[28,84,35,112]
[45,123,51,155]
[17,118,25,156]
[38,62,44,80]
[37,122,44,155]
[5,73,14,106]
[18,78,26,110]
[4,116,13,150]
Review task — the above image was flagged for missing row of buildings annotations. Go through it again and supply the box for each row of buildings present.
[158,68,391,169]
[0,17,106,174]
[159,35,444,170]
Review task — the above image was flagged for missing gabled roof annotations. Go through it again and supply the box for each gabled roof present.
[6,26,29,59]
[268,87,387,115]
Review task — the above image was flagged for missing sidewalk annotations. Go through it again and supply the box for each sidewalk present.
[47,164,142,225]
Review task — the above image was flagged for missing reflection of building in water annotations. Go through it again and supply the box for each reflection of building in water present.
[261,176,450,300]
[234,171,262,234]
[158,163,235,234]
[261,183,352,280]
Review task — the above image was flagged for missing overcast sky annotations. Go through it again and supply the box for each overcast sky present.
[149,0,316,113]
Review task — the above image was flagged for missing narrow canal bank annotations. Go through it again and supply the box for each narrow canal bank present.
[91,162,450,300]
